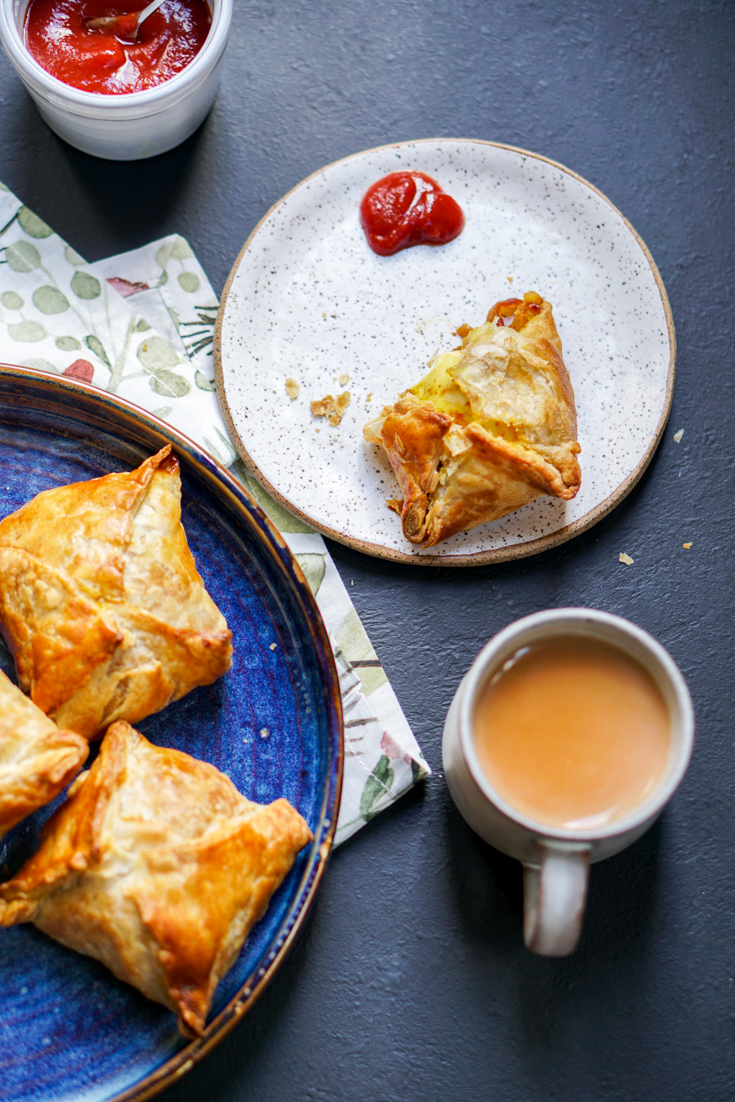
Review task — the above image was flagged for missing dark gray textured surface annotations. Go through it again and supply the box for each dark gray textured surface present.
[1,0,734,1099]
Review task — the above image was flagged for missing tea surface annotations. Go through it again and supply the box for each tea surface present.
[472,635,670,829]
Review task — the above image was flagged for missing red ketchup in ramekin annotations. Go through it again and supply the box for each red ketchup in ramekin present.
[24,0,211,94]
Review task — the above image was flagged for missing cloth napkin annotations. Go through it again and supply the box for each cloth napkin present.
[0,182,430,845]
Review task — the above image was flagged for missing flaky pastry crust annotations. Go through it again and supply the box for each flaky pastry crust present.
[0,668,88,839]
[0,447,232,738]
[0,720,313,1036]
[364,292,582,546]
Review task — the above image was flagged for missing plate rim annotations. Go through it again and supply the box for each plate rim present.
[0,362,345,1102]
[213,137,676,566]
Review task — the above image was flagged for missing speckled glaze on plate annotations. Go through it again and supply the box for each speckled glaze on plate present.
[0,365,343,1102]
[214,139,675,565]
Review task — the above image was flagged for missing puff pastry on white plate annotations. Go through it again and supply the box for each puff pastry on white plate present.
[364,292,582,547]
[0,668,88,840]
[0,720,313,1036]
[0,446,232,739]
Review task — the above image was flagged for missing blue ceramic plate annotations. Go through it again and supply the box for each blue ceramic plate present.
[0,365,344,1102]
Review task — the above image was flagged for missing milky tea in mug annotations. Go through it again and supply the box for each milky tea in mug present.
[471,634,671,831]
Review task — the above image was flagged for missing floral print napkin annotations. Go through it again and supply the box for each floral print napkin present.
[0,182,430,845]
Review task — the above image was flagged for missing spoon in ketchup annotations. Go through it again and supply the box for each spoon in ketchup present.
[86,0,167,42]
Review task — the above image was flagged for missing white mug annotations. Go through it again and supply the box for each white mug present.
[442,609,695,956]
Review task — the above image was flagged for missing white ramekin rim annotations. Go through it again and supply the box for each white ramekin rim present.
[0,0,231,117]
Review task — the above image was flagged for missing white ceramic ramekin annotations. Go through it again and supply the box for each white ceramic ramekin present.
[0,0,231,159]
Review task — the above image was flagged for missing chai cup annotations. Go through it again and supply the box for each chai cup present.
[442,609,694,956]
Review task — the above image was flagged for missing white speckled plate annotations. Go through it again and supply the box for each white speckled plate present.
[214,139,675,565]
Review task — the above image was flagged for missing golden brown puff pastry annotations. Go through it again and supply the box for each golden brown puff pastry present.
[0,446,232,738]
[0,668,88,840]
[0,720,313,1037]
[364,292,582,547]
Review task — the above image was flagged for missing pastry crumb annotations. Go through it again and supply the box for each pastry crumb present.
[674,429,684,443]
[285,377,300,400]
[269,642,278,650]
[619,552,634,565]
[507,276,514,283]
[260,728,269,739]
[339,373,350,386]
[311,391,351,426]
[366,392,373,402]
[683,542,692,549]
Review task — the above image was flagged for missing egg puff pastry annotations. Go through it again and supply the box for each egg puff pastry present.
[0,720,313,1037]
[364,292,582,547]
[0,667,88,840]
[0,445,232,739]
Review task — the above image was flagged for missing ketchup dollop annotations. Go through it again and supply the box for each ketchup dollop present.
[24,0,211,95]
[359,171,465,257]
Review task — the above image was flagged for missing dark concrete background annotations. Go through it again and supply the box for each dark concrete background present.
[1,0,733,1099]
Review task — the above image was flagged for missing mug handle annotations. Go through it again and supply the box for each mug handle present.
[523,843,590,956]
